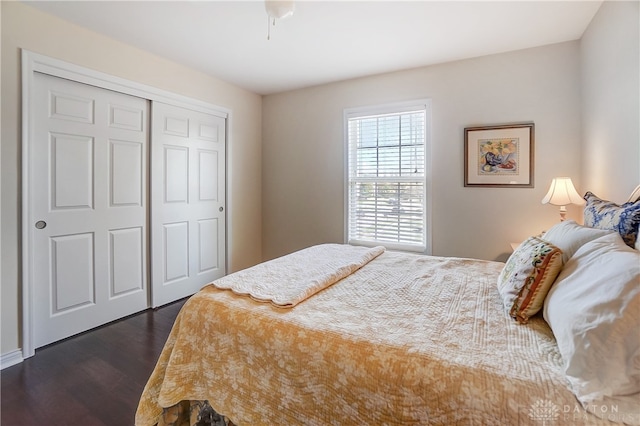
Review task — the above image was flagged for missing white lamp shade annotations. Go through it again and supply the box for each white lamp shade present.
[541,177,585,206]
[265,0,295,20]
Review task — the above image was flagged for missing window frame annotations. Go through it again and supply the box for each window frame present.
[343,99,432,254]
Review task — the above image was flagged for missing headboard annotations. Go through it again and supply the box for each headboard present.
[627,184,640,203]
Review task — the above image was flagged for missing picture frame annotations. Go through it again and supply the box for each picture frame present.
[464,122,534,187]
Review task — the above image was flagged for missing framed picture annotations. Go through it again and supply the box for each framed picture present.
[464,122,534,187]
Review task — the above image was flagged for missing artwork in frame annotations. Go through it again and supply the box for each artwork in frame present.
[464,122,535,187]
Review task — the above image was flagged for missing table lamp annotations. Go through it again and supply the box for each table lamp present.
[541,177,585,221]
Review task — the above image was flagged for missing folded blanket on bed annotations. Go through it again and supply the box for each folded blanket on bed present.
[210,243,385,307]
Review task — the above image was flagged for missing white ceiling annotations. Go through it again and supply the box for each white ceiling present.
[25,0,603,95]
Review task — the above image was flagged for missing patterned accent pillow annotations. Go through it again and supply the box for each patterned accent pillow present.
[497,236,563,324]
[583,191,640,248]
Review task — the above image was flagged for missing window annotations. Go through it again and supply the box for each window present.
[345,101,431,252]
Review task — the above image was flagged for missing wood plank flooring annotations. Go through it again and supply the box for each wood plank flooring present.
[1,298,187,426]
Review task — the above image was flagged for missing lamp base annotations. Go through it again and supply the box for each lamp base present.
[559,205,567,222]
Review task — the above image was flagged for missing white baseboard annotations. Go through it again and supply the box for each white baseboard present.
[1,349,24,370]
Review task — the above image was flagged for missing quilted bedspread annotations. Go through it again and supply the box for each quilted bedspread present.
[136,249,614,425]
[210,244,385,307]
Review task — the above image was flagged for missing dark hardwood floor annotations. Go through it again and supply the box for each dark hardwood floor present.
[1,298,187,426]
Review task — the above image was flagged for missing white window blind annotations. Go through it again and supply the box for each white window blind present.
[346,105,428,251]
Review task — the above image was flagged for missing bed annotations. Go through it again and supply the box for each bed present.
[136,189,640,426]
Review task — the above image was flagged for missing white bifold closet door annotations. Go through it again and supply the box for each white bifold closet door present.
[31,72,149,348]
[150,102,226,307]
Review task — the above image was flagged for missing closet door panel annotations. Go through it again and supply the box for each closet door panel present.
[151,102,226,307]
[30,72,149,349]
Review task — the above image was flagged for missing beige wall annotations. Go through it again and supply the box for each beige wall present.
[1,2,262,356]
[580,0,639,201]
[263,42,583,263]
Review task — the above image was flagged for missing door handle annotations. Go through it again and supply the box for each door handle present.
[219,207,224,212]
[35,220,47,229]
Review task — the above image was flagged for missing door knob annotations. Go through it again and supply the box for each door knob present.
[35,220,47,229]
[219,207,224,212]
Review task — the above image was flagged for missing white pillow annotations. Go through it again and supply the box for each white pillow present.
[543,233,640,422]
[541,220,613,264]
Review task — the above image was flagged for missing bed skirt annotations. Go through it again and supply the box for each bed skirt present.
[157,400,235,426]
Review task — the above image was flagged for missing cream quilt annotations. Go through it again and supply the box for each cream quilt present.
[211,244,385,307]
[136,248,614,425]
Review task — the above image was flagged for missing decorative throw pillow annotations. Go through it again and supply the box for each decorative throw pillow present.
[629,186,640,250]
[541,220,613,264]
[497,236,563,324]
[543,233,640,421]
[583,191,640,248]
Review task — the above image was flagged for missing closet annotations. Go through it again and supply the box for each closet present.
[22,51,227,356]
